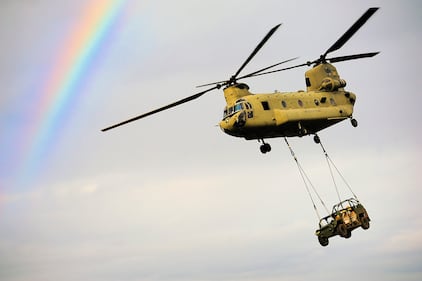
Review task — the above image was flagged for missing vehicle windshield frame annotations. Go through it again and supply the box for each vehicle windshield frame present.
[319,215,335,227]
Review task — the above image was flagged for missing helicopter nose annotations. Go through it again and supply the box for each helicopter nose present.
[219,111,245,133]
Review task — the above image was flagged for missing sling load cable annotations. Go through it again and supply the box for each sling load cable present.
[317,136,358,201]
[283,137,330,220]
[319,139,342,203]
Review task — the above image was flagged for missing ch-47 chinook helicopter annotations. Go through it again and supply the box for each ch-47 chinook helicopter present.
[102,7,379,154]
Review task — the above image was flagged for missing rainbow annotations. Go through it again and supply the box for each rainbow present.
[21,0,127,185]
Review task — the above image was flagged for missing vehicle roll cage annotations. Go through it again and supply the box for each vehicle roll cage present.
[318,198,361,225]
[331,198,360,214]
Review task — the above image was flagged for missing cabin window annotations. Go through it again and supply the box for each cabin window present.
[314,99,319,106]
[330,98,336,105]
[261,101,270,110]
[281,100,287,108]
[320,97,327,103]
[298,100,303,107]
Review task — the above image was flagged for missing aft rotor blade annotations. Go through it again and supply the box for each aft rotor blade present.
[237,57,299,80]
[324,7,379,57]
[232,23,281,79]
[249,51,380,78]
[101,85,219,132]
[196,79,227,88]
[327,52,379,63]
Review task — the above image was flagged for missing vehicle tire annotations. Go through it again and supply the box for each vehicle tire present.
[337,224,348,238]
[318,236,329,247]
[345,230,352,239]
[361,217,370,230]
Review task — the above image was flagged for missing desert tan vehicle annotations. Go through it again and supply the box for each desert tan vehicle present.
[316,198,370,246]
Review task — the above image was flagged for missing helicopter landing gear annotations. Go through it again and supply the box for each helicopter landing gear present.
[313,134,321,144]
[298,122,308,137]
[259,140,272,154]
[260,143,271,154]
[350,117,358,127]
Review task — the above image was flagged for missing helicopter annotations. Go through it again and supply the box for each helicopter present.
[102,7,379,154]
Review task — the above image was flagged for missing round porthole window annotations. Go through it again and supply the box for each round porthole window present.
[298,100,303,107]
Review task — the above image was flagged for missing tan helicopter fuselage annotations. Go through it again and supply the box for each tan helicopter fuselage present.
[219,63,356,139]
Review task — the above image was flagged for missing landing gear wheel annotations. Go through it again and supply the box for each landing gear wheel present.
[298,123,307,137]
[351,118,358,127]
[260,145,266,154]
[313,135,320,144]
[299,128,308,137]
[260,143,271,154]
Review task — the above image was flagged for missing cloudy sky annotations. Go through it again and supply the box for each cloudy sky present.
[0,0,421,280]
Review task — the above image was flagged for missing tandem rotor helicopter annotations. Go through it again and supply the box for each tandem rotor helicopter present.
[102,7,379,154]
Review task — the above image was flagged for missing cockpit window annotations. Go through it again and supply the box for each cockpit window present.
[234,103,243,112]
[223,102,245,119]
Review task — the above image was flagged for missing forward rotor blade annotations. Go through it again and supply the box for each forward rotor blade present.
[196,24,282,88]
[198,57,298,87]
[237,57,299,80]
[101,85,219,132]
[248,62,309,78]
[327,52,379,63]
[232,23,281,79]
[324,7,379,57]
